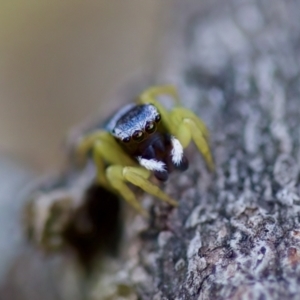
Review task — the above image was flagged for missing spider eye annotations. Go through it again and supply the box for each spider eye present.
[145,121,156,133]
[122,136,131,143]
[155,114,161,123]
[132,130,144,142]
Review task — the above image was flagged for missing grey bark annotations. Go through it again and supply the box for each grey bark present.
[122,1,300,299]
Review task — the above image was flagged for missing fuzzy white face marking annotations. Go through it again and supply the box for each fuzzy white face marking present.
[106,104,160,141]
[137,157,166,172]
[170,136,184,166]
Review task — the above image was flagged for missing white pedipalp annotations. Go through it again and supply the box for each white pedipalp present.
[137,157,166,172]
[170,136,184,166]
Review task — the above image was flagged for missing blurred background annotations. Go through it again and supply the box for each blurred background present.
[0,2,173,298]
[0,0,171,171]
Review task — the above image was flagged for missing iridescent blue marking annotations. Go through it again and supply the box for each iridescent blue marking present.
[106,104,159,140]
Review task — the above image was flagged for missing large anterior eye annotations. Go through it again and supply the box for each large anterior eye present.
[122,136,131,143]
[132,130,144,142]
[145,121,156,133]
[155,114,161,123]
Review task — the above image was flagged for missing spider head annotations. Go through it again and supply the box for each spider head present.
[107,104,188,181]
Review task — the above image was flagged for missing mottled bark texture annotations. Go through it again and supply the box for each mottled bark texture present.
[116,1,300,299]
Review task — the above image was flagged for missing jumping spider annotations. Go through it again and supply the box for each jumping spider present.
[76,85,213,216]
[25,85,212,252]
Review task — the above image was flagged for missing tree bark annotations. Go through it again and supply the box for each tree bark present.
[111,1,300,299]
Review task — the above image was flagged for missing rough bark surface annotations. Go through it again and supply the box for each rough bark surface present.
[113,1,300,299]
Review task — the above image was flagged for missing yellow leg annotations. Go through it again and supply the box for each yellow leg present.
[93,141,110,187]
[171,107,209,140]
[77,130,135,166]
[76,130,112,157]
[138,85,180,133]
[106,165,178,215]
[139,85,180,104]
[123,167,178,206]
[106,165,149,217]
[77,129,138,192]
[175,118,214,171]
[187,119,213,170]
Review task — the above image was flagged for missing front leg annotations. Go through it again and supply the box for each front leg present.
[106,165,178,216]
[77,129,137,190]
[138,85,180,105]
[123,166,177,206]
[170,108,214,171]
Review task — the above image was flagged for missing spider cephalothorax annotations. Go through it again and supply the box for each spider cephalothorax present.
[77,85,213,216]
[107,103,189,181]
